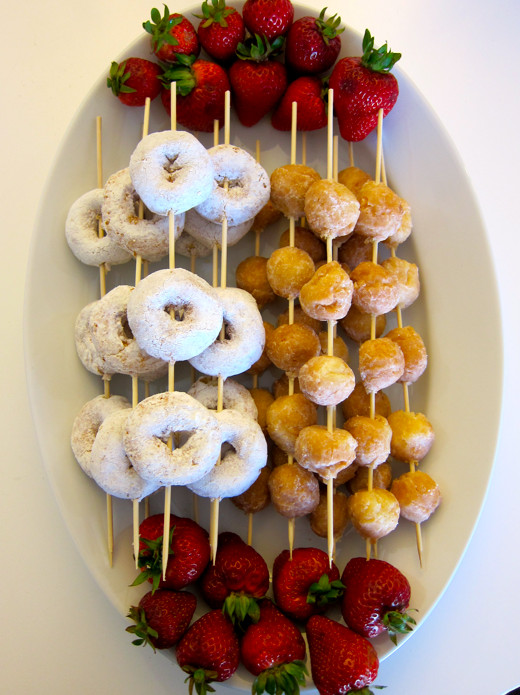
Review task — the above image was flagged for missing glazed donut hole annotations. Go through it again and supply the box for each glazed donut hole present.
[318,331,350,363]
[380,256,420,309]
[341,382,392,420]
[299,261,353,321]
[359,337,405,393]
[266,246,315,300]
[279,225,326,264]
[266,323,321,377]
[337,233,374,270]
[310,489,350,539]
[271,443,290,468]
[348,461,393,494]
[391,469,441,523]
[235,256,276,309]
[304,179,360,240]
[231,465,271,515]
[339,305,386,343]
[384,198,413,249]
[344,414,392,467]
[347,487,400,541]
[299,355,355,406]
[277,306,322,334]
[272,373,301,399]
[337,166,372,195]
[294,425,358,480]
[251,199,283,233]
[249,387,275,432]
[247,321,274,376]
[350,261,400,316]
[354,180,407,242]
[266,393,317,455]
[270,163,321,219]
[387,410,435,463]
[385,326,428,384]
[268,462,320,517]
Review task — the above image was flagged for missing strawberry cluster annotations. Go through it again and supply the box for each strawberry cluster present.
[126,514,415,695]
[107,1,401,140]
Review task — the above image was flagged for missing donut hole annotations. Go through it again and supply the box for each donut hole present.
[164,303,187,322]
[164,154,181,181]
[217,176,243,190]
[120,316,134,342]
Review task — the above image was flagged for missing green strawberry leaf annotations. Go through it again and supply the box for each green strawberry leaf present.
[129,526,175,593]
[143,5,182,53]
[383,608,417,645]
[306,574,345,606]
[316,7,345,45]
[125,605,159,652]
[193,0,235,27]
[236,33,284,61]
[107,61,136,95]
[360,29,401,73]
[252,661,308,695]
[222,592,261,628]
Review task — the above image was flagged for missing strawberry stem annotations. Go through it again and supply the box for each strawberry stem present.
[316,7,344,45]
[236,33,284,61]
[306,574,345,607]
[360,29,401,73]
[193,0,236,28]
[143,4,183,52]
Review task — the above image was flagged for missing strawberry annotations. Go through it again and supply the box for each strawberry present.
[126,589,196,651]
[271,76,327,131]
[132,514,210,593]
[307,615,379,695]
[241,599,308,695]
[194,0,245,63]
[341,557,416,644]
[200,531,270,627]
[272,547,344,622]
[143,6,200,64]
[242,0,294,41]
[176,609,240,692]
[160,55,230,132]
[329,29,401,142]
[285,8,344,76]
[228,34,288,127]
[106,57,162,107]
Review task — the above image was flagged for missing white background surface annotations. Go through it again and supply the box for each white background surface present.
[2,0,519,693]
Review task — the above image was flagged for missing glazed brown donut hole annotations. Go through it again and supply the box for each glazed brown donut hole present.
[266,246,315,300]
[347,487,400,541]
[299,261,353,321]
[344,414,392,467]
[337,232,374,270]
[350,261,400,316]
[231,465,271,515]
[355,180,407,242]
[266,393,318,455]
[337,166,372,196]
[385,325,428,384]
[390,469,441,523]
[348,461,393,494]
[266,323,321,377]
[248,321,275,376]
[299,355,355,406]
[309,489,350,540]
[294,424,358,480]
[270,164,321,219]
[304,179,360,240]
[339,305,386,343]
[235,256,276,309]
[268,462,320,518]
[279,225,326,264]
[341,382,392,420]
[387,410,435,463]
[359,337,405,393]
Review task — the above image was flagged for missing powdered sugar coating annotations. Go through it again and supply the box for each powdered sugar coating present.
[74,301,113,377]
[184,207,254,248]
[188,376,258,420]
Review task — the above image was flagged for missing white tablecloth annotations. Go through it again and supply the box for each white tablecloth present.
[2,0,518,693]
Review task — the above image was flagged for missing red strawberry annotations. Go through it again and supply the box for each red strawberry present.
[307,615,379,695]
[143,6,200,64]
[200,531,270,626]
[132,514,210,593]
[341,557,416,644]
[272,547,344,622]
[241,599,308,694]
[228,35,288,127]
[329,29,401,142]
[126,589,196,651]
[176,609,240,691]
[160,56,230,132]
[106,58,162,107]
[285,8,344,76]
[194,0,245,63]
[271,76,327,131]
[242,0,294,41]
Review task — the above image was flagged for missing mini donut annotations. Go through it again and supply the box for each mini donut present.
[266,323,321,377]
[123,391,221,486]
[89,409,160,500]
[270,164,321,219]
[266,393,317,455]
[310,489,350,540]
[74,301,112,378]
[299,261,353,321]
[337,166,372,195]
[339,305,386,343]
[347,487,400,541]
[89,284,168,381]
[102,168,184,263]
[235,256,276,309]
[126,268,223,363]
[390,470,441,523]
[129,130,215,216]
[294,425,357,480]
[304,179,360,240]
[272,373,301,399]
[187,409,268,499]
[184,207,254,248]
[65,188,132,267]
[343,414,392,467]
[268,462,320,518]
[175,230,213,259]
[195,144,270,226]
[249,388,274,433]
[189,287,265,378]
[298,355,355,406]
[350,261,400,316]
[358,337,405,393]
[387,410,435,463]
[354,180,407,242]
[384,198,413,248]
[266,246,315,300]
[385,325,428,384]
[337,233,373,270]
[279,225,326,264]
[341,382,392,420]
[317,331,349,362]
[71,394,131,477]
[188,376,258,420]
[380,256,420,309]
[349,461,393,494]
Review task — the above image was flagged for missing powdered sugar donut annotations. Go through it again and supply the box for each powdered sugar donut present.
[123,391,221,486]
[189,287,265,378]
[74,301,112,378]
[66,188,132,267]
[71,394,131,477]
[187,409,267,499]
[188,376,258,420]
[184,208,254,248]
[102,168,184,263]
[89,284,168,381]
[127,268,223,363]
[195,144,270,226]
[89,408,160,500]
[129,130,215,216]
[175,230,212,259]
